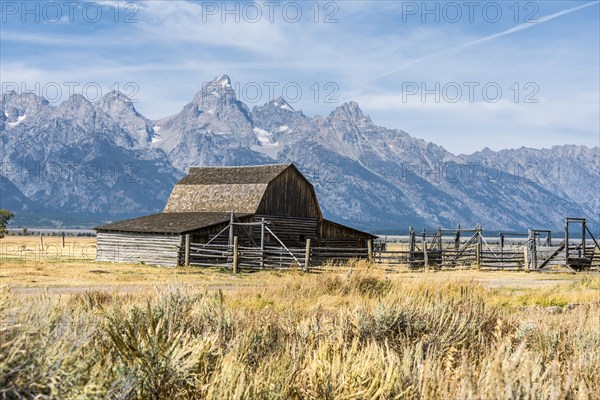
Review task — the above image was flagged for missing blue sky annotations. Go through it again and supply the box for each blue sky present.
[1,0,599,153]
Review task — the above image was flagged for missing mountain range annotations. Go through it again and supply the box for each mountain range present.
[1,74,598,233]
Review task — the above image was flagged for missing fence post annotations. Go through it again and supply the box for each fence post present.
[367,239,373,262]
[581,220,586,258]
[531,236,537,271]
[184,234,190,267]
[527,229,537,272]
[304,238,311,272]
[260,217,265,268]
[476,224,482,270]
[229,211,234,246]
[455,224,461,252]
[61,233,65,247]
[232,236,239,274]
[422,237,429,270]
[408,226,415,264]
[564,219,569,263]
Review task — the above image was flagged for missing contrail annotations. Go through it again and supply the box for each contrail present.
[371,1,599,82]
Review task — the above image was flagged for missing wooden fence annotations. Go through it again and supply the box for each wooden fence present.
[186,243,307,269]
[183,232,598,273]
[184,236,372,271]
[373,248,525,270]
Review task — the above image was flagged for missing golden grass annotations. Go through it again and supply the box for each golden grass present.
[1,237,599,398]
[1,252,599,399]
[0,235,96,262]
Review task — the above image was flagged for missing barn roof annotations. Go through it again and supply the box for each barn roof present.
[95,212,252,234]
[163,164,297,214]
[180,164,292,184]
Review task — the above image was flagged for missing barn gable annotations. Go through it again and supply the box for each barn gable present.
[256,164,322,218]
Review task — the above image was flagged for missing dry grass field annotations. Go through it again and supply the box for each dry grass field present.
[1,236,599,399]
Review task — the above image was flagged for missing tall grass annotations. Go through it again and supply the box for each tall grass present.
[1,270,598,399]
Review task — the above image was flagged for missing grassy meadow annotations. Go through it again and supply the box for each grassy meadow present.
[0,237,599,399]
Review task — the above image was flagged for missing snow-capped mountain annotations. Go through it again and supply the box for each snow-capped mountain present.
[150,75,266,171]
[1,90,179,226]
[1,75,598,231]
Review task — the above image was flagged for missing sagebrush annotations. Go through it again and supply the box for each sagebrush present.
[1,269,598,399]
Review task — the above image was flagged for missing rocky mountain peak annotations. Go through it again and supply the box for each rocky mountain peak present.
[192,74,237,109]
[215,74,232,86]
[1,91,50,127]
[98,90,135,111]
[97,90,154,145]
[330,102,372,125]
[269,97,294,112]
[251,96,306,135]
[2,90,48,106]
[64,93,93,107]
[56,94,96,122]
[336,101,364,117]
[327,102,374,137]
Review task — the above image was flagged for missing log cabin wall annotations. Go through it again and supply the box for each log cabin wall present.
[96,231,181,267]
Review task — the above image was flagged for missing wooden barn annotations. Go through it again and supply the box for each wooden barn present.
[95,164,376,267]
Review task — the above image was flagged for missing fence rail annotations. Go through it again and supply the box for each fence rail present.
[185,240,371,271]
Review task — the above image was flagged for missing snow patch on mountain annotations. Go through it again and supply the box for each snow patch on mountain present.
[7,114,26,127]
[253,127,273,144]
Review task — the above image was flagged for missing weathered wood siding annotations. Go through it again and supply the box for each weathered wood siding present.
[257,167,321,218]
[189,215,255,246]
[96,232,181,267]
[190,215,318,248]
[318,220,372,248]
[254,215,318,246]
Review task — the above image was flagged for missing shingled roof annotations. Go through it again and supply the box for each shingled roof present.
[164,164,296,214]
[180,164,291,185]
[96,212,252,234]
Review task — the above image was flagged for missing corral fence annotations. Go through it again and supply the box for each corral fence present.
[374,218,600,272]
[182,218,599,273]
[184,238,370,271]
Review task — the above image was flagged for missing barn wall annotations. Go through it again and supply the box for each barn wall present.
[188,216,256,246]
[254,215,318,247]
[257,167,321,218]
[190,215,318,248]
[318,220,372,248]
[96,232,181,267]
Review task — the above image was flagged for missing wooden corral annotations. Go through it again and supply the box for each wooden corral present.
[375,219,600,272]
[96,164,376,268]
